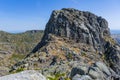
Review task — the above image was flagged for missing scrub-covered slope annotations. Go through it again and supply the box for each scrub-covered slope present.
[0,30,43,76]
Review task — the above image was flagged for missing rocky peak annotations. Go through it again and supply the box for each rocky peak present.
[11,8,120,79]
[32,8,110,53]
[45,8,110,40]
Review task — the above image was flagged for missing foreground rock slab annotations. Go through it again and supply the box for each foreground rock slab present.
[71,61,120,80]
[0,70,46,80]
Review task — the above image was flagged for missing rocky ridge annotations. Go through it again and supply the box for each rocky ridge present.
[10,8,120,80]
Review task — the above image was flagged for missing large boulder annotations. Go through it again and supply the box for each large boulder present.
[0,70,46,80]
[70,61,119,80]
[70,64,89,78]
[94,62,111,76]
[72,74,92,80]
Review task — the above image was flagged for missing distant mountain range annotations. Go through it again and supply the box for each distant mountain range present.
[111,34,120,44]
[111,30,120,34]
[110,30,120,44]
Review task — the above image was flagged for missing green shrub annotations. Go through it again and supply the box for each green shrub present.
[16,68,24,73]
[47,73,70,80]
[10,68,25,74]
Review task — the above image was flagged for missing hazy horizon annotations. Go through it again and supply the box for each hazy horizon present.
[0,29,120,35]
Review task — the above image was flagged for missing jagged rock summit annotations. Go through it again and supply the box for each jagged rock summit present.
[33,8,110,53]
[11,8,120,80]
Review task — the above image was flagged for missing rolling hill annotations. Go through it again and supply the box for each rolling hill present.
[0,30,44,76]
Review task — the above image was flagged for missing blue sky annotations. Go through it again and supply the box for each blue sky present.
[0,0,120,32]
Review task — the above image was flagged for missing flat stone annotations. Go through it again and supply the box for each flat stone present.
[0,70,46,80]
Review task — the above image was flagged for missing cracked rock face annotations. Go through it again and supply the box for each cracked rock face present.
[46,8,110,48]
[33,8,110,53]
